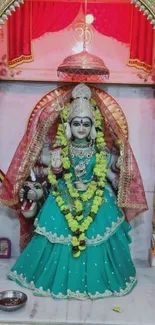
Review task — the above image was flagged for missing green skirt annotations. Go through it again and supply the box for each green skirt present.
[8,186,137,299]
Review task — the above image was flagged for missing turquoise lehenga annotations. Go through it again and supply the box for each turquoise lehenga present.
[8,152,137,299]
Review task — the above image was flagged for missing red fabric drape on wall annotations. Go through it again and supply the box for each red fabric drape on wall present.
[8,1,154,72]
[127,4,153,72]
[8,1,81,67]
[8,1,33,67]
[32,2,80,39]
[86,3,131,44]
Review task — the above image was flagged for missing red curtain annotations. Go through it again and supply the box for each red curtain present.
[32,2,80,39]
[85,3,153,72]
[8,1,154,72]
[8,1,33,67]
[127,4,153,72]
[8,1,81,67]
[86,3,131,43]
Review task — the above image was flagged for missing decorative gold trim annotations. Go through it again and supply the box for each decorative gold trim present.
[127,58,153,73]
[8,271,137,299]
[117,142,147,209]
[8,54,33,68]
[34,215,125,246]
[0,169,5,182]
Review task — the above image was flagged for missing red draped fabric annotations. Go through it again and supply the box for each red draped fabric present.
[32,1,80,39]
[8,1,81,67]
[8,1,154,72]
[86,3,131,43]
[127,4,153,72]
[8,1,33,67]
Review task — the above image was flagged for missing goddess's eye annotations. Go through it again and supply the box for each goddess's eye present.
[83,123,91,127]
[72,122,80,127]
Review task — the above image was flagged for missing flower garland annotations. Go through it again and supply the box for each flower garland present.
[48,102,108,258]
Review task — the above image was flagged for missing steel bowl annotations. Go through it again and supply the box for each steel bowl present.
[0,290,27,311]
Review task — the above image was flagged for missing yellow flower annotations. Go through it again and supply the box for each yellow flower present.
[62,107,69,121]
[70,225,79,232]
[95,109,102,119]
[87,216,93,223]
[57,200,64,207]
[91,98,97,107]
[97,131,103,138]
[64,173,72,181]
[49,179,57,186]
[52,191,58,196]
[82,220,90,228]
[96,196,102,203]
[74,199,82,209]
[79,225,85,232]
[56,196,62,202]
[96,190,103,197]
[61,138,68,146]
[67,184,72,190]
[71,236,79,246]
[62,157,70,169]
[91,205,99,213]
[76,215,83,221]
[62,147,68,156]
[71,191,79,198]
[79,233,85,241]
[73,251,81,258]
[96,138,104,145]
[79,245,86,251]
[69,220,78,232]
[60,205,67,211]
[99,181,105,187]
[65,213,72,220]
[67,218,73,224]
[57,124,64,132]
[81,195,89,202]
[83,225,88,231]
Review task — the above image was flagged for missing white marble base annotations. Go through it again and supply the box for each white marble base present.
[0,258,155,325]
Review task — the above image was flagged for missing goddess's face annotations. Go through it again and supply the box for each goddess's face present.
[70,117,92,140]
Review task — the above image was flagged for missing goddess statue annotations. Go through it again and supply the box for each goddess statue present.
[0,84,148,299]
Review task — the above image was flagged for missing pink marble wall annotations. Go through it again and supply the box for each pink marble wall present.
[0,82,154,260]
